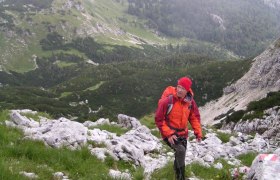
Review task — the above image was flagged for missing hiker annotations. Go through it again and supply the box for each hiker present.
[155,77,203,180]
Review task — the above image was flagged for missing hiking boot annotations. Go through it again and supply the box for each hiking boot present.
[175,166,185,180]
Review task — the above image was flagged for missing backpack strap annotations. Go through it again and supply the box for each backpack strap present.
[166,95,173,115]
[165,95,185,132]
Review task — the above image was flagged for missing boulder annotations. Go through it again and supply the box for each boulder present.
[248,154,280,180]
[117,114,141,129]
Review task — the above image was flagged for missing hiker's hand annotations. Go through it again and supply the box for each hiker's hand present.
[168,135,177,145]
[196,137,202,143]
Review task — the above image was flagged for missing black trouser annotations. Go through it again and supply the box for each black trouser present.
[164,136,187,180]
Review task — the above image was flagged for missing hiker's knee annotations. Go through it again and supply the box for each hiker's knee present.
[175,144,186,155]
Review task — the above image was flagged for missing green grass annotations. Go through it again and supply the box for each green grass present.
[0,110,144,179]
[151,130,161,139]
[152,158,236,180]
[4,39,39,72]
[20,112,52,121]
[140,114,161,138]
[54,61,77,68]
[93,124,129,136]
[1,0,239,72]
[185,162,232,180]
[59,92,73,98]
[85,81,105,91]
[140,114,156,129]
[151,161,176,180]
[0,33,5,47]
[275,39,280,48]
[216,131,232,143]
[2,2,86,73]
[236,152,258,167]
[0,110,10,123]
[225,91,280,123]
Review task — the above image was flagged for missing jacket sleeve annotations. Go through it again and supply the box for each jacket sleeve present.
[155,98,175,138]
[188,99,203,138]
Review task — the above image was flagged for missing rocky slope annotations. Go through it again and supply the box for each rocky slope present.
[263,0,280,8]
[200,38,280,125]
[4,110,280,179]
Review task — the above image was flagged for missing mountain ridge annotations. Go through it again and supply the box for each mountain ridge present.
[201,38,280,125]
[1,0,280,72]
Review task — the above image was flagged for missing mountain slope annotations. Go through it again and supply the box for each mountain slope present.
[201,38,280,125]
[263,0,280,8]
[0,0,239,72]
[127,0,280,57]
[0,54,251,121]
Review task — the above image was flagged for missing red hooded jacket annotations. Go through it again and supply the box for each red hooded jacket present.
[155,86,202,139]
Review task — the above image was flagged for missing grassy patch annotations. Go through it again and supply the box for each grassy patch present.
[151,130,161,139]
[140,113,156,129]
[0,110,141,179]
[59,92,73,98]
[0,33,5,47]
[140,114,161,138]
[93,124,129,136]
[242,111,264,121]
[236,152,258,167]
[224,91,280,124]
[0,110,10,123]
[54,61,77,68]
[151,161,176,180]
[152,158,235,180]
[85,81,105,91]
[186,162,232,180]
[225,110,245,123]
[105,156,144,179]
[20,112,52,121]
[4,39,39,72]
[275,39,280,48]
[216,131,232,143]
[87,141,107,148]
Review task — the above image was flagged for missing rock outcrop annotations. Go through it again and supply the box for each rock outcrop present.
[248,152,280,180]
[201,38,280,125]
[6,110,167,177]
[5,109,280,179]
[262,0,280,8]
[222,106,280,149]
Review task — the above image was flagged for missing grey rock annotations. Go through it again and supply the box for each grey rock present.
[274,148,280,156]
[203,154,214,163]
[19,171,38,179]
[117,114,141,129]
[214,162,223,169]
[230,136,241,146]
[248,154,280,180]
[109,169,131,180]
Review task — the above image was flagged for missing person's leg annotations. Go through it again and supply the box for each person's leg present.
[164,138,187,180]
[172,143,186,180]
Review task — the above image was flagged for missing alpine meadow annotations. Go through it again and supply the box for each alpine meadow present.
[0,0,280,179]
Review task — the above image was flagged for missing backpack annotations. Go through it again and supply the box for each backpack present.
[158,86,193,132]
[160,86,193,116]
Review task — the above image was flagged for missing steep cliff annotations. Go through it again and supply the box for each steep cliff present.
[201,38,280,125]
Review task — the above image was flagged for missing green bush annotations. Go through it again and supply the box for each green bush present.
[225,110,245,123]
[225,91,280,123]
